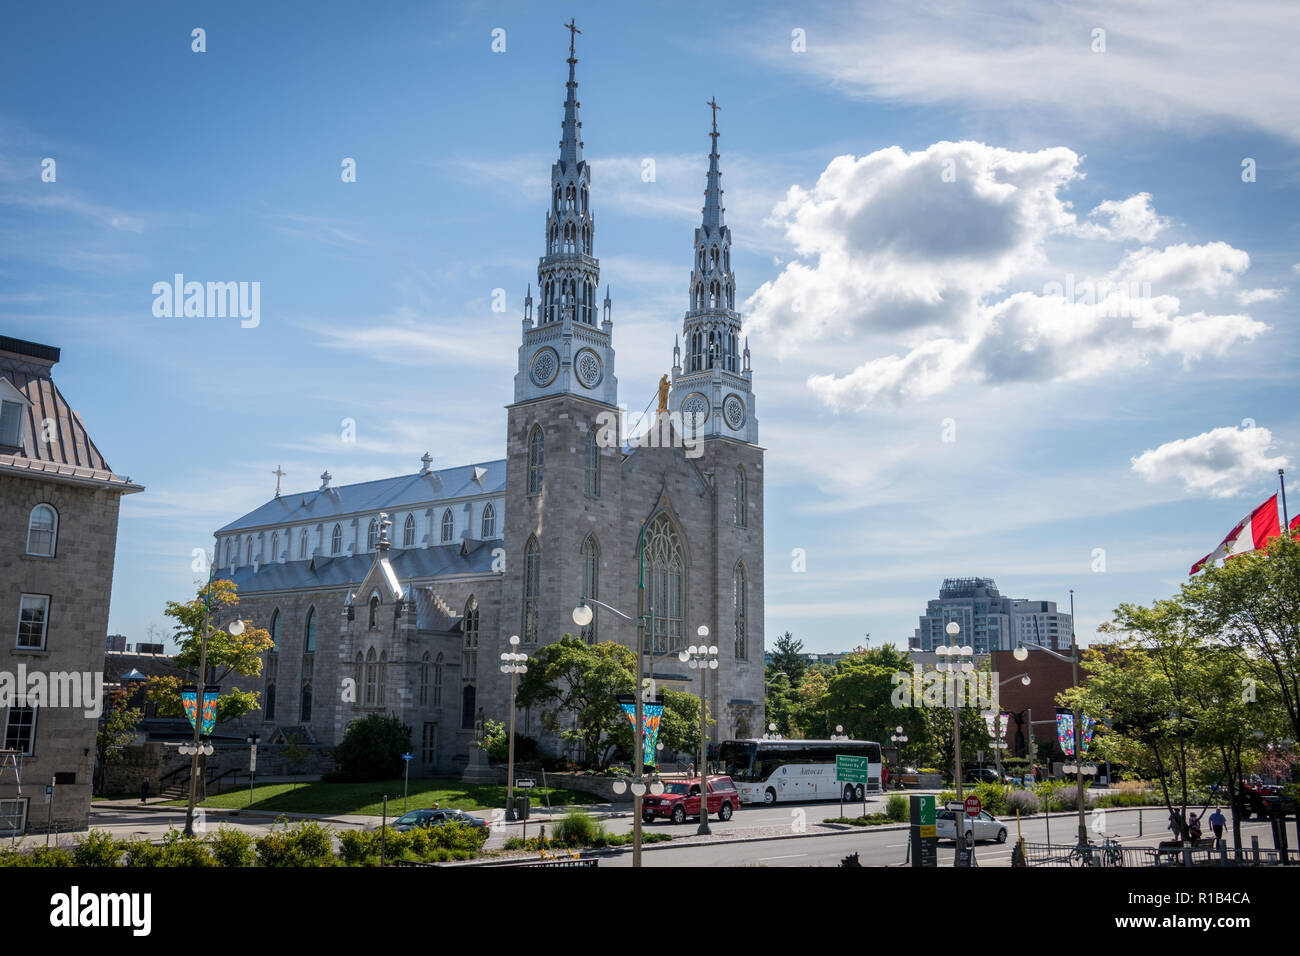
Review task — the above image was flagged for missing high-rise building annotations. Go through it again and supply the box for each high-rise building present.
[913,578,1071,654]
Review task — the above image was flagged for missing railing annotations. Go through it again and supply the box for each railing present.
[1016,840,1286,867]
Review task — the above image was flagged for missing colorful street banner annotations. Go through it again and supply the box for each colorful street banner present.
[181,684,220,736]
[618,699,665,768]
[983,712,1010,740]
[1055,710,1097,756]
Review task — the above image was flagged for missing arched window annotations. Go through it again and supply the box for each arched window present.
[304,608,317,653]
[301,607,316,723]
[528,425,544,494]
[403,514,416,548]
[300,682,313,723]
[246,536,254,565]
[270,532,279,562]
[441,508,454,543]
[585,429,600,498]
[645,515,684,654]
[433,653,444,706]
[378,651,388,706]
[420,652,431,706]
[580,535,599,643]
[354,652,363,695]
[331,524,342,554]
[268,609,279,650]
[462,596,479,685]
[461,684,476,730]
[226,539,235,567]
[264,678,276,721]
[299,529,309,560]
[733,562,748,660]
[481,502,497,538]
[368,594,380,630]
[523,537,540,645]
[26,504,57,557]
[367,519,378,551]
[365,648,377,706]
[734,467,748,527]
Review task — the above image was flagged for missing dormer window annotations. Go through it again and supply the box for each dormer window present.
[0,399,23,446]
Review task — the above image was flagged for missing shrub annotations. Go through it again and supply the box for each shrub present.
[1007,789,1041,815]
[426,820,488,853]
[256,819,335,867]
[27,845,75,867]
[159,830,216,867]
[885,793,908,822]
[1052,784,1097,812]
[122,837,164,867]
[973,783,1011,816]
[73,829,124,867]
[330,713,412,782]
[552,809,605,846]
[337,828,378,865]
[207,826,256,867]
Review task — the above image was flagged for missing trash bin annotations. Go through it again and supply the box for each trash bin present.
[514,795,530,820]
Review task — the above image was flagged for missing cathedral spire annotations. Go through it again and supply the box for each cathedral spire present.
[703,96,724,231]
[560,18,583,169]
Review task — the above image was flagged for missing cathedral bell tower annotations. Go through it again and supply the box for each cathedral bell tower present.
[670,99,757,444]
[513,21,618,408]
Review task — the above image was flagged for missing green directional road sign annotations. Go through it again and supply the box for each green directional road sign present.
[835,754,871,784]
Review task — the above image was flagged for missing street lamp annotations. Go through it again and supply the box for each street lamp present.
[183,594,241,837]
[1011,588,1087,847]
[939,621,973,863]
[500,635,528,821]
[679,627,718,835]
[890,726,908,790]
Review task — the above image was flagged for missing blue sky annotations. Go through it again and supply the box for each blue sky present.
[3,1,1298,652]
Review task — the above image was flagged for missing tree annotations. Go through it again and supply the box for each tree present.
[515,636,636,769]
[763,670,798,737]
[95,689,141,794]
[767,632,807,685]
[1183,532,1300,743]
[332,713,411,782]
[145,578,273,724]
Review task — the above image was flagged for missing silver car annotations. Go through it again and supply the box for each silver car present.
[936,808,1008,844]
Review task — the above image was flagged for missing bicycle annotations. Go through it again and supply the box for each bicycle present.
[1067,835,1125,867]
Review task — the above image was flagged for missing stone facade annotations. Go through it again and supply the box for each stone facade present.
[0,337,142,834]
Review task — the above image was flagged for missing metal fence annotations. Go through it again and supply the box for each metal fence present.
[1016,841,1287,867]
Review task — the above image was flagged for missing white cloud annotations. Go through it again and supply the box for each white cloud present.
[1075,193,1169,242]
[1235,287,1284,305]
[751,0,1300,145]
[1130,425,1288,498]
[1112,242,1250,296]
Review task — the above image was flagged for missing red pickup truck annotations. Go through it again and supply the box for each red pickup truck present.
[641,775,740,824]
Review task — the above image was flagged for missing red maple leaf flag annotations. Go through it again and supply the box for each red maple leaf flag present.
[1190,495,1281,575]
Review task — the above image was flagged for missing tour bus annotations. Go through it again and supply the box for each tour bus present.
[717,738,883,805]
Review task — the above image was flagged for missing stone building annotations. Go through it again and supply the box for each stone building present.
[0,336,142,834]
[212,30,765,774]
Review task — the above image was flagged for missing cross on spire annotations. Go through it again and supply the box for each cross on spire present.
[565,18,581,58]
[272,465,285,497]
[707,96,721,135]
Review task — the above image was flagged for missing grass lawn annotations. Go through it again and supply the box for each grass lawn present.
[162,777,608,816]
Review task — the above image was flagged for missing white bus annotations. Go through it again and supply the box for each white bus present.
[717,738,883,805]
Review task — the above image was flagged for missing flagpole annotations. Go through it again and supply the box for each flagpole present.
[1281,469,1290,532]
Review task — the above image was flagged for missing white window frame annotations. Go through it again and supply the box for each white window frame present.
[15,594,49,650]
[0,797,28,837]
[0,394,27,447]
[2,703,38,755]
[25,503,57,557]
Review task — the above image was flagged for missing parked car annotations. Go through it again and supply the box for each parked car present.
[963,768,1009,785]
[1239,781,1285,820]
[642,775,740,824]
[936,808,1007,845]
[383,808,489,833]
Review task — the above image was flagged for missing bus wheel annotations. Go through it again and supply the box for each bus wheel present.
[764,788,777,805]
[854,784,865,801]
[843,785,856,802]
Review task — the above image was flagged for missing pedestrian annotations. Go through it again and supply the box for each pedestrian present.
[1209,806,1226,845]
[140,779,149,804]
[1187,811,1202,843]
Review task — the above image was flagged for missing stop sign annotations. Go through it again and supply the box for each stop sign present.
[964,795,982,817]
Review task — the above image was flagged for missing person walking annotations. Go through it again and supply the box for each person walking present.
[1209,806,1226,845]
[140,779,149,805]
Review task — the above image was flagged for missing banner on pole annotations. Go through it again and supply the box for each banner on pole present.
[182,684,221,736]
[618,695,665,767]
[1055,709,1096,756]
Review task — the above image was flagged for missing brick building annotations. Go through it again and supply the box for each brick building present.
[0,336,142,834]
[210,34,765,774]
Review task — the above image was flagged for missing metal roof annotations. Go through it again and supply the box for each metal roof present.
[217,459,506,533]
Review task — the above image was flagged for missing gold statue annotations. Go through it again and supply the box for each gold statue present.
[657,374,670,413]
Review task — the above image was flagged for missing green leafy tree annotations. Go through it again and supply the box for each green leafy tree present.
[515,636,636,768]
[145,578,273,723]
[764,670,798,736]
[332,713,412,782]
[95,689,141,794]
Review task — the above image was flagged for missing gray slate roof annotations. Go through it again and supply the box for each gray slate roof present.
[217,459,506,533]
[216,539,501,610]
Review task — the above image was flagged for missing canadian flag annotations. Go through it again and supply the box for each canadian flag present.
[1190,494,1290,575]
